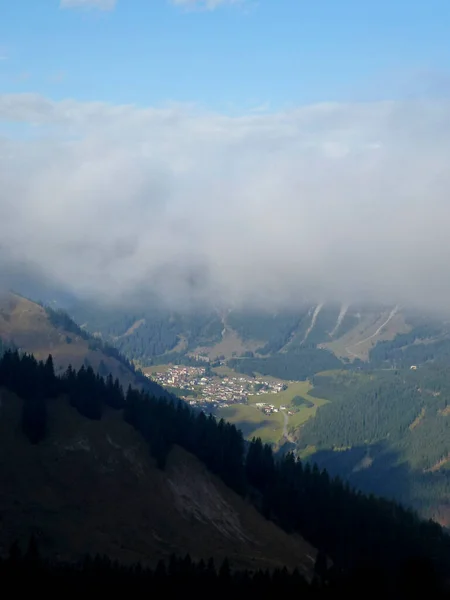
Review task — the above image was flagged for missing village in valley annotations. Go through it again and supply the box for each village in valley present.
[146,364,294,415]
[142,361,326,445]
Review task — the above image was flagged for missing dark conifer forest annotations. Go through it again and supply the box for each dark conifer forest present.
[0,348,450,593]
[2,538,448,596]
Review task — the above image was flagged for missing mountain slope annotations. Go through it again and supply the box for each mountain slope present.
[66,300,423,367]
[296,368,450,525]
[1,342,450,591]
[0,387,315,573]
[0,293,168,398]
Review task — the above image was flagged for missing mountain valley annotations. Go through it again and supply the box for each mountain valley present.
[61,298,450,525]
[1,289,450,594]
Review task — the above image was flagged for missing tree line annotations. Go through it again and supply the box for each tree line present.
[45,306,138,372]
[44,307,172,399]
[2,536,447,596]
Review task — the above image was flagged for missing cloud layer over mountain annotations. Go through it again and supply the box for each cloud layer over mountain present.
[1,93,450,311]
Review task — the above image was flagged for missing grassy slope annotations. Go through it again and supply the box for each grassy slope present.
[192,329,262,361]
[217,404,284,445]
[219,379,328,445]
[322,310,410,361]
[0,293,141,389]
[0,389,315,573]
[194,305,411,363]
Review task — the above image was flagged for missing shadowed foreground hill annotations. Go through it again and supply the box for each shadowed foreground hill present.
[0,388,315,573]
[1,317,450,594]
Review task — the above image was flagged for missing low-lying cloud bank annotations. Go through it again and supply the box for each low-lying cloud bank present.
[1,93,450,311]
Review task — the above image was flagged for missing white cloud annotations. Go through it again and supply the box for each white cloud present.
[170,0,243,10]
[58,0,244,13]
[1,93,450,312]
[60,0,116,10]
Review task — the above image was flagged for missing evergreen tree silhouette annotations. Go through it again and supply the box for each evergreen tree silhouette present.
[22,392,47,444]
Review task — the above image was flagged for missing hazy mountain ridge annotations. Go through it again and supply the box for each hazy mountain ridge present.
[3,292,450,527]
[66,299,450,370]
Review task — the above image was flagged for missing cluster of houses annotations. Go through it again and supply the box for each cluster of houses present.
[147,365,286,409]
[149,366,207,390]
[254,402,294,416]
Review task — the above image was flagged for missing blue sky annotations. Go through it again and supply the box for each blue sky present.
[2,0,450,110]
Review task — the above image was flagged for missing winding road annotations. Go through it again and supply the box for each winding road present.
[282,411,295,443]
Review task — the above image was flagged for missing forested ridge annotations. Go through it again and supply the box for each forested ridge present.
[1,348,450,592]
[67,303,223,362]
[228,347,342,380]
[302,368,450,471]
[298,368,450,519]
[64,299,450,382]
[67,303,352,370]
[369,334,450,368]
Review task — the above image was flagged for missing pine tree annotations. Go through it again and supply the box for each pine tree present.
[43,354,56,397]
[98,360,109,377]
[219,558,231,581]
[25,534,40,566]
[22,392,47,444]
[314,549,328,585]
[8,541,22,565]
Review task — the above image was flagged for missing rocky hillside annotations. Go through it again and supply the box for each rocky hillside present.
[0,387,315,573]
